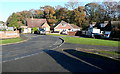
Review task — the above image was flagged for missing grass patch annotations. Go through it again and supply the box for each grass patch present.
[62,37,119,47]
[63,49,120,61]
[97,51,120,56]
[47,33,67,36]
[0,38,23,44]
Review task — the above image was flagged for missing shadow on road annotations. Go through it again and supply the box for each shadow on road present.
[43,49,120,72]
[63,49,120,72]
[43,50,103,72]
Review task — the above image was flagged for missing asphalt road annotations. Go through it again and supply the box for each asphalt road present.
[2,34,63,62]
[2,34,120,72]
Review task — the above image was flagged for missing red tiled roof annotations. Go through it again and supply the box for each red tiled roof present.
[55,20,80,29]
[26,18,47,28]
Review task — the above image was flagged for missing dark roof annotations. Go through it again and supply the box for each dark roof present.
[26,18,47,28]
[70,24,80,29]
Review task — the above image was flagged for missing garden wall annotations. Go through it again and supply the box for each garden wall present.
[68,31,77,36]
[0,31,20,39]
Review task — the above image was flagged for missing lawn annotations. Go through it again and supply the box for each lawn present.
[62,37,119,47]
[47,33,67,36]
[63,49,120,61]
[97,51,120,56]
[0,38,23,44]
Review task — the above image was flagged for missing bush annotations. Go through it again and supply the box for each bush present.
[0,29,6,31]
[21,28,24,32]
[32,27,38,33]
[110,27,120,39]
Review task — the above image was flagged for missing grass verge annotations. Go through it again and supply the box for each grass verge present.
[63,48,120,61]
[0,38,23,44]
[97,51,120,56]
[62,37,119,47]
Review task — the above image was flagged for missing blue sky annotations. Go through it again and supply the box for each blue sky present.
[0,0,119,22]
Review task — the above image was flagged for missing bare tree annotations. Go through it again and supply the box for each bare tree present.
[65,0,79,10]
[55,5,63,10]
[102,0,118,21]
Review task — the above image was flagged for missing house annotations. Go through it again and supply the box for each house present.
[0,22,7,30]
[20,26,31,33]
[26,18,50,33]
[54,21,80,34]
[82,21,120,38]
[103,21,120,38]
[41,22,50,33]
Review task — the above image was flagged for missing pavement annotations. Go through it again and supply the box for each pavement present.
[2,34,120,72]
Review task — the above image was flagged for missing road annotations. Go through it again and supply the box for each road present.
[2,34,120,72]
[2,34,62,62]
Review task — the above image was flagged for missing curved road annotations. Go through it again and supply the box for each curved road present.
[2,34,63,62]
[2,34,120,72]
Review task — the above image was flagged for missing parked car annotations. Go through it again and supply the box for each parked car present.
[39,29,46,35]
[102,31,111,38]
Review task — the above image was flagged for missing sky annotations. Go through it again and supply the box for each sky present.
[0,0,119,22]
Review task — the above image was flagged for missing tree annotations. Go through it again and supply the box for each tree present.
[7,13,19,28]
[102,0,118,21]
[55,5,63,10]
[65,0,79,10]
[41,5,57,26]
[117,1,120,20]
[17,10,32,25]
[55,8,67,21]
[72,6,86,27]
[85,2,105,22]
[34,9,44,18]
[64,10,73,23]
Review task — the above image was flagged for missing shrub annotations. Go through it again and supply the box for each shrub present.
[32,27,38,33]
[110,27,120,39]
[21,28,24,32]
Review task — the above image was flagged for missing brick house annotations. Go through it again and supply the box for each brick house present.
[54,21,80,34]
[26,18,50,33]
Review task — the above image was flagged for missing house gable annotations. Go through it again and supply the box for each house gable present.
[54,21,72,29]
[41,22,50,31]
[42,22,50,29]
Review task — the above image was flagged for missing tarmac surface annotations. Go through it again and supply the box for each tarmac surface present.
[2,34,120,72]
[2,34,63,62]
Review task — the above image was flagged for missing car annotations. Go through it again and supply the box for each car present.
[39,29,46,35]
